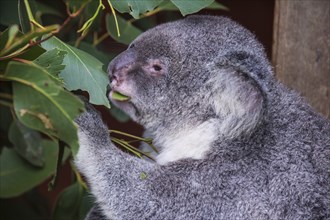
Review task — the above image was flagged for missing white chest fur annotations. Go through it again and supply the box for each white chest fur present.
[155,120,217,165]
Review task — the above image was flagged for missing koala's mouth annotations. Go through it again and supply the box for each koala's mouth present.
[109,90,140,120]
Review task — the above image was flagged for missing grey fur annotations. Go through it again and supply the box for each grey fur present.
[75,16,330,219]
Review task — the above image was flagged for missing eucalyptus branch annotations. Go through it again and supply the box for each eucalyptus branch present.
[111,137,142,158]
[78,0,105,36]
[106,0,121,37]
[111,136,155,161]
[0,100,13,108]
[24,0,36,31]
[93,32,110,46]
[1,2,85,59]
[110,129,158,153]
[110,129,150,142]
[0,93,13,100]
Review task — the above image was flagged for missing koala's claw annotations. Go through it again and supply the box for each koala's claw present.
[75,96,107,133]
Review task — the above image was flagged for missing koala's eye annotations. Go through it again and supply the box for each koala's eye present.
[129,43,135,49]
[152,64,162,71]
[143,59,166,76]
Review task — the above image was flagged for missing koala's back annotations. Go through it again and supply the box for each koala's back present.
[143,88,330,219]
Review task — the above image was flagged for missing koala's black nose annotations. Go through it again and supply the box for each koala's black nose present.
[108,50,137,81]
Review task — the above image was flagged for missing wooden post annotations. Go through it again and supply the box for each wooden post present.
[272,0,330,118]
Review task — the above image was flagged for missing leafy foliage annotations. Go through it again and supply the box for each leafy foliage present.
[0,0,226,218]
[42,37,110,107]
[0,141,69,198]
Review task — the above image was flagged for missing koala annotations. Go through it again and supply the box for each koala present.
[75,16,330,220]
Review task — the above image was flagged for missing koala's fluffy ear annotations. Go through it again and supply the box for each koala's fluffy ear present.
[206,51,269,138]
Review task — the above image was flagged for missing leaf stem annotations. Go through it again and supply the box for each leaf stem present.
[109,129,158,153]
[106,0,121,37]
[0,92,13,100]
[93,33,109,46]
[110,129,148,141]
[111,137,155,161]
[111,137,142,158]
[24,0,36,31]
[0,100,13,108]
[77,0,105,36]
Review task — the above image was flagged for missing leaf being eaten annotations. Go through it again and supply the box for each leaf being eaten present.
[33,48,67,82]
[42,37,110,108]
[111,91,131,101]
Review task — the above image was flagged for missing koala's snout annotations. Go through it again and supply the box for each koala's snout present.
[108,50,137,87]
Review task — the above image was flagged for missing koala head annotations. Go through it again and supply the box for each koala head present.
[108,16,272,140]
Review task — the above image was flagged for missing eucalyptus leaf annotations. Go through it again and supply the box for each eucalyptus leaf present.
[111,91,131,101]
[4,61,84,154]
[111,0,163,18]
[106,14,143,45]
[6,25,20,49]
[33,48,67,82]
[35,1,63,17]
[171,0,214,16]
[157,1,227,12]
[0,141,58,198]
[0,0,20,26]
[42,37,110,108]
[8,121,44,167]
[207,1,228,10]
[75,42,115,66]
[51,182,85,220]
[157,1,177,11]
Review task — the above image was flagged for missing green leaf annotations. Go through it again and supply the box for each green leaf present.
[41,37,110,108]
[35,1,63,17]
[111,0,163,19]
[33,48,67,82]
[8,121,44,167]
[106,14,143,45]
[207,1,228,10]
[5,25,20,50]
[0,0,20,26]
[0,141,58,198]
[111,91,131,101]
[0,28,46,68]
[171,0,214,16]
[158,0,228,11]
[140,171,147,180]
[51,182,86,220]
[79,194,95,220]
[157,1,177,11]
[75,42,115,66]
[4,61,84,154]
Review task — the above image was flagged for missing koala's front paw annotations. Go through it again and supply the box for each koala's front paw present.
[75,97,108,137]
